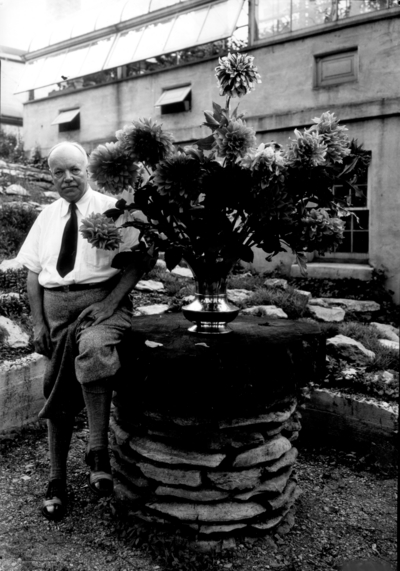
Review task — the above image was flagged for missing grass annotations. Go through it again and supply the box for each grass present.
[238,285,309,319]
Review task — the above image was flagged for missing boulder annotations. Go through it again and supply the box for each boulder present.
[378,339,399,351]
[5,184,31,197]
[0,259,24,272]
[133,304,170,316]
[134,280,165,292]
[327,334,375,364]
[371,322,399,343]
[0,316,30,348]
[233,436,292,468]
[264,278,288,290]
[308,305,345,323]
[227,289,253,305]
[293,289,312,303]
[241,305,288,319]
[171,266,193,279]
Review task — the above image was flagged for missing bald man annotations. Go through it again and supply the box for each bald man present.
[17,142,155,521]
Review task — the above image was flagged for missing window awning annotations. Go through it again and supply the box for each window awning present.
[155,85,191,106]
[51,109,80,125]
[16,0,244,94]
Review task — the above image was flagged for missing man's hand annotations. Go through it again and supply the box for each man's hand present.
[77,300,118,328]
[33,322,52,358]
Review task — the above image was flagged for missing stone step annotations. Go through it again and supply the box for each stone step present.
[291,262,373,281]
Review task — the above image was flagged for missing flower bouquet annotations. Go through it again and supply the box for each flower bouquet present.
[81,53,370,332]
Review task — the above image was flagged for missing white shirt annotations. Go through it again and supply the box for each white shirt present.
[17,186,139,288]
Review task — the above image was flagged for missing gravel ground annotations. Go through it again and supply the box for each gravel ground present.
[0,417,397,571]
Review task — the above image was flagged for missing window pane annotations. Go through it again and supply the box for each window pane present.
[292,0,337,31]
[79,37,115,76]
[337,232,351,252]
[34,52,67,89]
[164,8,208,53]
[256,0,291,38]
[105,29,144,68]
[133,17,175,61]
[338,0,389,19]
[353,232,369,253]
[16,59,45,93]
[122,0,151,20]
[352,184,368,208]
[61,45,91,80]
[198,0,244,44]
[354,210,369,229]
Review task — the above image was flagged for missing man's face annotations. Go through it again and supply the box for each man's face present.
[49,146,88,203]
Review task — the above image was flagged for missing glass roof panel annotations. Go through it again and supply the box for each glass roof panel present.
[149,0,182,11]
[60,44,91,80]
[121,0,151,21]
[28,26,52,52]
[198,0,244,44]
[70,10,97,39]
[104,28,144,69]
[48,18,73,46]
[95,1,126,30]
[163,7,209,53]
[132,16,175,62]
[15,59,45,93]
[79,36,116,76]
[33,51,68,90]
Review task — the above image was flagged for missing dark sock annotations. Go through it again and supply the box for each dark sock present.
[81,379,113,452]
[47,416,75,482]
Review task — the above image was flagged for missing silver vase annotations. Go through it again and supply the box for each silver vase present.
[181,259,239,334]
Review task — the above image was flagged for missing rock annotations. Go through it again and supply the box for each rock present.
[128,508,169,525]
[233,436,292,468]
[133,304,170,316]
[137,462,201,487]
[197,523,247,534]
[311,298,380,313]
[293,289,312,303]
[155,486,229,502]
[129,436,226,468]
[0,316,30,348]
[171,266,193,278]
[0,159,7,168]
[0,258,24,272]
[156,259,167,269]
[267,479,298,510]
[5,184,31,197]
[111,457,151,489]
[234,468,292,500]
[43,191,59,199]
[264,446,298,473]
[378,339,399,351]
[219,401,297,429]
[241,305,288,319]
[134,280,165,292]
[0,292,21,301]
[109,480,142,504]
[264,278,288,290]
[226,289,253,304]
[207,468,262,491]
[251,514,284,530]
[275,507,296,535]
[308,305,345,323]
[327,334,375,363]
[147,501,266,522]
[371,322,399,343]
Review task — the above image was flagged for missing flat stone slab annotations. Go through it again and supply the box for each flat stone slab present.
[129,436,226,468]
[5,184,30,196]
[0,316,30,348]
[133,304,170,316]
[147,501,266,522]
[233,435,291,468]
[371,322,399,342]
[170,267,193,278]
[137,462,201,487]
[155,487,229,502]
[251,514,284,530]
[135,280,165,292]
[264,278,288,290]
[308,305,345,322]
[207,468,262,491]
[234,469,292,500]
[378,339,399,351]
[264,446,298,473]
[219,401,297,429]
[226,289,253,304]
[310,298,380,313]
[267,479,298,510]
[327,334,375,363]
[241,306,288,319]
[197,523,247,534]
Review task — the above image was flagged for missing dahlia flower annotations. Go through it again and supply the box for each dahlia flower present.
[299,208,345,250]
[311,112,350,164]
[154,151,202,204]
[286,129,327,167]
[80,212,122,250]
[88,142,139,194]
[213,119,256,162]
[116,118,175,168]
[239,143,286,173]
[215,52,262,98]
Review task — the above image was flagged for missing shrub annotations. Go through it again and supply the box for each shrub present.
[239,286,309,319]
[0,129,25,162]
[339,322,399,372]
[0,204,38,259]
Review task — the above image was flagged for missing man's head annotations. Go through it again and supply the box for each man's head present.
[48,142,89,203]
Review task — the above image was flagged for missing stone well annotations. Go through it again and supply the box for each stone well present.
[111,314,324,550]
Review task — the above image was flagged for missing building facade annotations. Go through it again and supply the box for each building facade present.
[0,45,25,136]
[17,0,400,300]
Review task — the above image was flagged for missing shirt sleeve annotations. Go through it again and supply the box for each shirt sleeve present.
[15,214,43,274]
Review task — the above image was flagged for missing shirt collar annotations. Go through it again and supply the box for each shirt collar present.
[60,186,93,217]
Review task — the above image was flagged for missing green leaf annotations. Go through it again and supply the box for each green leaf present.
[238,244,254,263]
[102,208,122,221]
[194,134,215,150]
[111,251,137,269]
[165,247,184,271]
[212,101,224,122]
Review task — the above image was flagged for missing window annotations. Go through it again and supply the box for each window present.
[51,108,80,132]
[315,49,358,87]
[155,85,191,114]
[332,169,369,255]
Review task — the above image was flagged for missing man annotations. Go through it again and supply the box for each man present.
[17,141,154,521]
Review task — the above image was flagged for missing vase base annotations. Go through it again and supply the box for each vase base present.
[187,322,234,335]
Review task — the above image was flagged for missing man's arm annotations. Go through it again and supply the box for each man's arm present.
[77,248,158,327]
[27,270,52,357]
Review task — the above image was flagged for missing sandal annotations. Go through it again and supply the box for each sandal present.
[85,449,113,496]
[42,479,67,521]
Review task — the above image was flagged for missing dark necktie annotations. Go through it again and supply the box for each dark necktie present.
[57,202,78,278]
